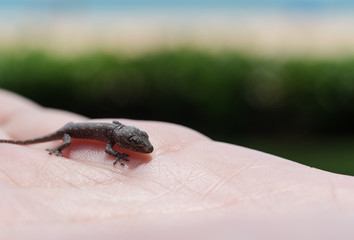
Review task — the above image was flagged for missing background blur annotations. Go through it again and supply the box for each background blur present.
[1,0,354,175]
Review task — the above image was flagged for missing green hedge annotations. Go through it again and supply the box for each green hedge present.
[1,49,354,137]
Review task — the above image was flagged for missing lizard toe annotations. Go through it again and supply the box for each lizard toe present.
[46,148,64,157]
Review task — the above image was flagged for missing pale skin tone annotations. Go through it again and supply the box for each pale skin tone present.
[1,89,354,238]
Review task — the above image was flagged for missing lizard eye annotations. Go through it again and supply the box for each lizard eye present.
[129,136,142,144]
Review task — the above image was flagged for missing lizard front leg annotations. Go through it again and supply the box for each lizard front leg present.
[105,141,129,165]
[46,133,72,156]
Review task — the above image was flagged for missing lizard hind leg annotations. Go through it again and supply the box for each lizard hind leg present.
[46,133,72,157]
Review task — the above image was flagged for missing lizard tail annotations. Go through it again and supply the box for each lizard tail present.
[0,132,63,145]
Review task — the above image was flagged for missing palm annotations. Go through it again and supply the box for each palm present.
[1,89,354,238]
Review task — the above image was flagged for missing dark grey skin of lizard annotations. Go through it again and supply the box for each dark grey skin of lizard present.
[0,121,154,166]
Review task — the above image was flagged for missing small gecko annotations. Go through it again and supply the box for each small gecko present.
[0,121,153,166]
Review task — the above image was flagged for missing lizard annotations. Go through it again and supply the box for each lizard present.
[0,121,154,166]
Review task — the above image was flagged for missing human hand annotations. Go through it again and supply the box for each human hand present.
[1,89,354,239]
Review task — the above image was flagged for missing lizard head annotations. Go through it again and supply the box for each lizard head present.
[113,125,154,153]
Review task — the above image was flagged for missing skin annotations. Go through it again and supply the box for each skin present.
[1,89,354,239]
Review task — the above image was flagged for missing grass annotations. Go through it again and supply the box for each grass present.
[1,49,354,175]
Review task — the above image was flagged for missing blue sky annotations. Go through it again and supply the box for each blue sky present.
[0,0,353,9]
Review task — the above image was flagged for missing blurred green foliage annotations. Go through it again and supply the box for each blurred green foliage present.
[1,49,354,175]
[1,49,354,137]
